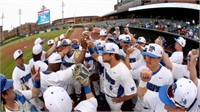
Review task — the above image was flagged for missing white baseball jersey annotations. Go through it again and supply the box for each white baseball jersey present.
[120,48,145,70]
[172,63,190,80]
[5,90,38,112]
[29,59,48,71]
[12,64,45,111]
[169,51,183,64]
[84,51,95,73]
[40,67,74,93]
[189,79,200,111]
[41,51,46,62]
[74,97,98,112]
[12,64,33,90]
[61,52,76,69]
[98,56,137,97]
[131,64,173,111]
[143,90,167,112]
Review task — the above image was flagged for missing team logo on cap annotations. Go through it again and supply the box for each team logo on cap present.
[172,83,177,93]
[148,45,155,52]
[18,50,21,54]
[125,36,130,41]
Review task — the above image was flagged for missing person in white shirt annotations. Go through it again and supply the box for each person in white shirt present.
[137,48,200,112]
[12,49,44,111]
[43,84,97,112]
[169,36,186,64]
[1,67,41,112]
[87,42,137,111]
[34,37,58,62]
[29,44,48,71]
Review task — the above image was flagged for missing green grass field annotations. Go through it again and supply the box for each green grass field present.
[0,29,72,78]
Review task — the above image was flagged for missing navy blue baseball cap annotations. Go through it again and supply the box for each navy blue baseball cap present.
[0,74,13,93]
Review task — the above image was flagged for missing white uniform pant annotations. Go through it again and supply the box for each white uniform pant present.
[67,79,82,95]
[105,95,123,111]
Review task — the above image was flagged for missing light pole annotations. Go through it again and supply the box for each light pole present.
[18,9,21,36]
[61,1,65,24]
[1,13,5,43]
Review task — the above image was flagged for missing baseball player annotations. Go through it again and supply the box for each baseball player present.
[12,49,45,111]
[87,42,137,111]
[163,48,199,80]
[138,59,200,112]
[47,39,55,48]
[0,66,41,112]
[29,44,48,71]
[169,36,186,64]
[130,43,173,111]
[39,53,77,93]
[43,83,97,112]
[34,37,58,62]
[61,38,87,100]
[120,34,145,70]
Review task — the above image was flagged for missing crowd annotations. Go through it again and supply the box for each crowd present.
[91,18,200,42]
[1,25,199,112]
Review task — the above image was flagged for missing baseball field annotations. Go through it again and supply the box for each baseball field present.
[0,29,70,78]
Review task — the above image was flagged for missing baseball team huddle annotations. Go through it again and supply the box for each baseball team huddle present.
[1,26,200,112]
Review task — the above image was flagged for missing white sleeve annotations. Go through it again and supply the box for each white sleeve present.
[56,65,74,84]
[18,90,32,100]
[12,68,22,90]
[120,68,137,95]
[143,90,166,111]
[74,97,97,111]
[130,65,146,80]
[97,56,104,65]
[169,52,183,64]
[36,61,48,71]
[172,63,189,80]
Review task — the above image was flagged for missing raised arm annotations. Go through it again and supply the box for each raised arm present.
[30,66,41,99]
[75,38,87,64]
[45,37,59,58]
[137,68,152,100]
[86,40,99,61]
[189,49,199,86]
[124,47,134,69]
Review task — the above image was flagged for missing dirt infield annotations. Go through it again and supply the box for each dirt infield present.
[0,28,87,65]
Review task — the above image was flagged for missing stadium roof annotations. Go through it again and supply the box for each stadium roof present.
[129,3,200,12]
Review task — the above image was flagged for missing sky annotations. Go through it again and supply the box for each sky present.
[0,0,117,31]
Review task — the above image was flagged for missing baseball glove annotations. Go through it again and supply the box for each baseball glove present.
[72,64,90,86]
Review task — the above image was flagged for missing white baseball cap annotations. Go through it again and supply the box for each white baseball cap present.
[121,34,131,43]
[59,34,65,40]
[98,43,119,54]
[62,39,72,46]
[48,53,62,64]
[13,49,23,60]
[56,41,62,48]
[74,98,97,112]
[43,86,72,112]
[47,39,55,46]
[34,37,45,45]
[142,43,163,58]
[33,44,42,55]
[118,34,124,41]
[174,37,186,47]
[82,30,89,35]
[99,29,107,37]
[137,36,146,44]
[159,78,197,108]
